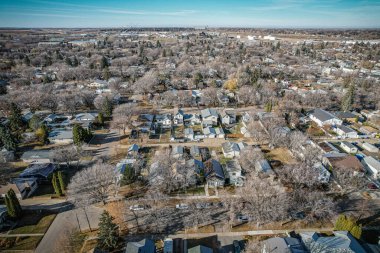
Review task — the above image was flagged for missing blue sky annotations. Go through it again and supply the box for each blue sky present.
[0,0,380,28]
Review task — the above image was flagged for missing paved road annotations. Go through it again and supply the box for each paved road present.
[86,129,121,159]
[0,233,44,237]
[35,206,103,253]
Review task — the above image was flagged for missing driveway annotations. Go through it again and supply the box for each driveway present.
[35,205,103,253]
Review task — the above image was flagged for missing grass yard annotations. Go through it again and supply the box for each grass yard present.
[0,236,43,251]
[9,213,56,234]
[263,147,297,165]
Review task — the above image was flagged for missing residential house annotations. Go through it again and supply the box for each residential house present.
[188,245,213,253]
[313,162,331,183]
[44,114,71,128]
[323,155,365,176]
[74,112,98,122]
[309,109,343,127]
[128,144,140,156]
[362,142,379,153]
[334,125,358,139]
[255,159,275,176]
[184,128,194,140]
[201,108,219,127]
[0,178,38,199]
[172,146,184,158]
[262,237,306,253]
[203,127,216,138]
[173,108,184,125]
[222,142,247,158]
[155,114,172,128]
[214,127,225,138]
[134,114,154,133]
[19,163,56,182]
[204,159,225,187]
[186,159,205,174]
[300,231,366,253]
[318,141,341,154]
[0,149,14,162]
[333,111,357,122]
[125,239,155,253]
[184,113,202,126]
[221,109,237,125]
[224,160,244,186]
[362,156,380,179]
[340,142,358,154]
[190,145,201,157]
[48,129,73,144]
[21,150,53,163]
[163,238,173,253]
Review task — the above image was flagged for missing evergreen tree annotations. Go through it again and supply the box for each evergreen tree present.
[4,194,16,218]
[100,56,109,69]
[52,172,62,196]
[36,125,49,144]
[97,112,105,125]
[65,57,72,66]
[97,211,119,250]
[0,125,17,151]
[121,165,135,185]
[9,103,24,132]
[350,224,362,239]
[57,171,65,193]
[102,97,113,117]
[72,124,92,146]
[6,189,22,218]
[29,115,41,131]
[341,84,355,112]
[162,49,167,57]
[23,56,30,66]
[265,101,273,112]
[156,40,161,48]
[103,67,111,81]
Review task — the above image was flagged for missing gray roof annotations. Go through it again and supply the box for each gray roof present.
[263,237,307,253]
[48,129,73,140]
[125,239,155,253]
[255,159,273,174]
[128,144,140,152]
[311,109,337,122]
[337,125,356,133]
[203,127,216,135]
[184,128,194,135]
[190,146,200,156]
[222,142,240,153]
[333,111,356,119]
[188,245,213,253]
[19,163,56,179]
[225,160,242,173]
[172,146,184,155]
[205,159,225,180]
[21,150,52,160]
[363,156,380,170]
[302,231,366,253]
[201,108,218,118]
[341,141,356,149]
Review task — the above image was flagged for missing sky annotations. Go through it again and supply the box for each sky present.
[0,0,380,28]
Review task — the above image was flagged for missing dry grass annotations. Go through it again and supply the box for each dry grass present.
[263,147,297,165]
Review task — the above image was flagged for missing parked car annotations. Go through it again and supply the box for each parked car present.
[233,240,241,253]
[176,203,189,209]
[130,204,146,211]
[368,183,379,190]
[237,215,249,222]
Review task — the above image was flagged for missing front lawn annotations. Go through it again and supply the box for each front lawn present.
[0,236,43,251]
[9,213,56,234]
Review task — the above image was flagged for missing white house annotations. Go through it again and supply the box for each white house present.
[362,142,379,153]
[155,114,172,128]
[362,156,380,179]
[0,178,38,200]
[309,109,343,127]
[221,109,237,125]
[222,142,247,158]
[203,127,216,138]
[224,160,244,186]
[21,150,53,163]
[313,162,331,183]
[201,108,219,127]
[184,128,194,140]
[334,125,358,139]
[173,108,184,125]
[87,79,108,88]
[214,127,225,138]
[184,113,201,126]
[340,141,358,154]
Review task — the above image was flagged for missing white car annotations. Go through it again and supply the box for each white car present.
[176,203,189,209]
[129,204,145,211]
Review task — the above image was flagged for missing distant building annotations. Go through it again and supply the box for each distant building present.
[340,142,358,154]
[310,109,343,127]
[125,239,155,253]
[362,156,380,179]
[19,163,56,182]
[334,125,358,139]
[362,142,379,153]
[0,178,38,200]
[21,150,53,163]
[262,237,306,253]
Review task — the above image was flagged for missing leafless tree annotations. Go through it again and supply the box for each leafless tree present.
[201,87,219,106]
[239,146,265,175]
[110,103,139,134]
[132,70,159,95]
[52,145,82,169]
[67,162,118,206]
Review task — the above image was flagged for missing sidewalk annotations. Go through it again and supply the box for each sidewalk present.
[170,227,334,239]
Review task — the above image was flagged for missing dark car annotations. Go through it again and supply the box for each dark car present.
[368,183,379,190]
[233,240,241,253]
